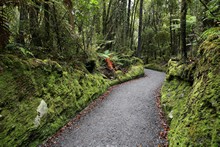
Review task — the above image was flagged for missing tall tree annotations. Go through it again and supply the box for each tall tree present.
[130,0,139,50]
[137,0,143,57]
[18,1,28,44]
[63,0,74,31]
[167,0,178,55]
[0,2,10,49]
[29,0,41,46]
[44,0,50,41]
[127,0,131,36]
[180,0,187,60]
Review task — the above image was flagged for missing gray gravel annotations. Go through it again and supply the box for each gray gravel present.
[49,69,165,147]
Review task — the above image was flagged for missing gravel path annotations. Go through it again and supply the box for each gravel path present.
[48,69,165,147]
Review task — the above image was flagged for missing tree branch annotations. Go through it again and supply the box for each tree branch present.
[199,0,216,17]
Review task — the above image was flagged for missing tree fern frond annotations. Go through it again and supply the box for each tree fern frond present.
[200,27,220,40]
[0,6,10,49]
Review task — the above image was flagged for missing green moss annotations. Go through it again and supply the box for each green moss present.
[161,35,220,146]
[109,65,144,86]
[0,54,144,146]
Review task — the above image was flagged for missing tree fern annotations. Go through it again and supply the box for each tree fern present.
[0,5,10,49]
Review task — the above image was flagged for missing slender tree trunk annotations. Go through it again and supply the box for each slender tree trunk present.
[130,0,139,50]
[52,2,62,51]
[169,6,174,55]
[127,0,131,37]
[86,16,96,49]
[63,0,74,31]
[102,0,113,37]
[137,0,143,57]
[44,0,50,41]
[30,0,41,46]
[122,0,127,46]
[169,13,173,55]
[18,2,28,44]
[180,0,187,60]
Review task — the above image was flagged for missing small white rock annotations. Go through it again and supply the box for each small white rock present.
[168,110,173,119]
[34,100,48,127]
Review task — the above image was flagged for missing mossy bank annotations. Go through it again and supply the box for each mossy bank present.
[161,34,220,146]
[0,55,144,146]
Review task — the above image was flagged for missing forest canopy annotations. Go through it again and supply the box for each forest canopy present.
[0,0,219,65]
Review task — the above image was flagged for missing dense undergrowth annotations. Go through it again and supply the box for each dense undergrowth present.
[0,52,144,146]
[161,34,220,146]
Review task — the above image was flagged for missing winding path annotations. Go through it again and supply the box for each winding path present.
[47,69,165,147]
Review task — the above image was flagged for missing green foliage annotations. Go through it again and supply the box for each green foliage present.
[154,31,170,45]
[206,0,220,21]
[186,15,196,32]
[200,27,220,40]
[5,44,34,57]
[18,47,34,57]
[98,50,114,59]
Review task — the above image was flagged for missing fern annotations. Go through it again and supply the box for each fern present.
[200,27,220,40]
[0,0,19,49]
[0,5,10,49]
[19,47,34,57]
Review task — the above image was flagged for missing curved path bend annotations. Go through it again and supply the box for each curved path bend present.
[48,69,165,147]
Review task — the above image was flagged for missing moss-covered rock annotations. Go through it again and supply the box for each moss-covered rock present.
[161,34,220,146]
[0,56,110,146]
[0,55,144,146]
[110,63,144,86]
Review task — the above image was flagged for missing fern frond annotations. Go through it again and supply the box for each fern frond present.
[0,6,10,49]
[200,27,220,40]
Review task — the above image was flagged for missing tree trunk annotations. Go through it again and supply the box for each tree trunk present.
[169,6,174,55]
[18,2,28,44]
[63,0,74,31]
[29,0,41,46]
[137,0,143,57]
[44,0,50,41]
[180,0,187,60]
[122,0,127,46]
[102,0,106,35]
[127,0,131,37]
[52,2,62,51]
[130,0,139,50]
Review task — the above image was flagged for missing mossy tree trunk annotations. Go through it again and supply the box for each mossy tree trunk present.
[180,0,187,61]
[18,2,28,44]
